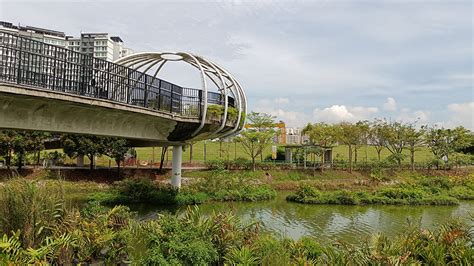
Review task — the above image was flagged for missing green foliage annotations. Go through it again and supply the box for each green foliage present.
[0,179,473,264]
[287,180,464,206]
[61,134,130,170]
[239,112,276,170]
[0,178,66,248]
[191,169,277,202]
[0,130,49,169]
[425,126,471,164]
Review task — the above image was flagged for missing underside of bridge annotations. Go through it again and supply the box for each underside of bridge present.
[0,83,231,147]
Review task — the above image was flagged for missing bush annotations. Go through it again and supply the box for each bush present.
[191,170,277,202]
[89,178,207,206]
[449,186,474,200]
[287,183,460,206]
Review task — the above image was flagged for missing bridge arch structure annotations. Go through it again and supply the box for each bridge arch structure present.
[0,32,247,187]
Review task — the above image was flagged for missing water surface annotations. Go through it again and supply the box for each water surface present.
[127,192,474,244]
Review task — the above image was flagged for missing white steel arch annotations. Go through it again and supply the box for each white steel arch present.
[114,52,247,140]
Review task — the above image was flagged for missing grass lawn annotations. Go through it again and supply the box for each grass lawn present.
[134,142,435,164]
[52,141,436,167]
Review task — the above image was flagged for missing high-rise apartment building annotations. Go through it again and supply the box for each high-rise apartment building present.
[66,33,134,61]
[0,21,134,62]
[0,21,67,47]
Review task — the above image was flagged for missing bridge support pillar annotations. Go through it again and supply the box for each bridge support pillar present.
[171,145,183,189]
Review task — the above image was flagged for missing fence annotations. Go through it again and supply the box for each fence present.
[0,31,234,119]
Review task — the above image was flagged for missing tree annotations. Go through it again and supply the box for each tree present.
[302,123,338,171]
[61,135,107,170]
[27,132,50,166]
[335,122,361,173]
[368,120,386,161]
[379,121,409,166]
[238,112,276,171]
[405,124,425,171]
[354,121,369,164]
[0,130,45,170]
[425,126,471,167]
[104,138,131,176]
[160,146,168,172]
[0,130,21,170]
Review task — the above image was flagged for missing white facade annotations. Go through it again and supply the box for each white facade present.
[0,21,134,62]
[0,21,67,47]
[67,33,134,61]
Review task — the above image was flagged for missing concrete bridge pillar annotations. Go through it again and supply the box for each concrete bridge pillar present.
[171,145,183,189]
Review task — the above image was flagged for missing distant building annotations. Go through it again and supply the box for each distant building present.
[0,21,134,62]
[0,21,67,47]
[285,127,310,145]
[66,33,134,61]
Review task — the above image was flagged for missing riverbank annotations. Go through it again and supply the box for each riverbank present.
[1,168,473,207]
[1,178,472,264]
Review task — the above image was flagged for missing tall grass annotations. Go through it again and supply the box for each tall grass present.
[0,178,66,247]
[1,179,472,264]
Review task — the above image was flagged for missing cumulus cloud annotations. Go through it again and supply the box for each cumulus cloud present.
[446,102,474,130]
[312,105,378,123]
[383,97,397,111]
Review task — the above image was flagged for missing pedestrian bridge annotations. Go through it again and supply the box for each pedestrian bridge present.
[0,32,247,146]
[0,31,247,187]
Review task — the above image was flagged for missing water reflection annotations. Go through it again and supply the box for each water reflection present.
[127,192,473,244]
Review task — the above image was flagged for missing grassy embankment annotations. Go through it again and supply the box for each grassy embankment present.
[1,167,473,207]
[0,178,472,264]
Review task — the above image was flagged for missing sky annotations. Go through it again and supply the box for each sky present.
[1,0,473,129]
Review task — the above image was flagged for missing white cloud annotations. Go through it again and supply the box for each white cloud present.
[253,98,308,127]
[446,102,474,130]
[396,109,430,125]
[383,97,397,111]
[274,97,289,105]
[312,105,378,123]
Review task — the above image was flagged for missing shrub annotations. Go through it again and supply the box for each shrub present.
[0,179,66,248]
[449,186,474,200]
[287,184,460,206]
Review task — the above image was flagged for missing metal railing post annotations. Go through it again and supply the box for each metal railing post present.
[16,36,22,84]
[144,75,148,108]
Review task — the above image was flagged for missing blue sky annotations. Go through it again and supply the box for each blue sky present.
[1,0,472,129]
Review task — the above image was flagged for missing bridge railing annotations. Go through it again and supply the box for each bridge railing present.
[0,31,234,119]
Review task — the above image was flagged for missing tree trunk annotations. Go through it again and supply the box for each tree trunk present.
[348,145,353,173]
[89,155,94,170]
[410,149,415,171]
[377,149,381,161]
[320,153,324,172]
[160,146,168,172]
[6,149,11,170]
[17,151,24,170]
[354,148,358,165]
[219,141,223,159]
[252,157,256,171]
[116,160,121,178]
[189,144,193,164]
